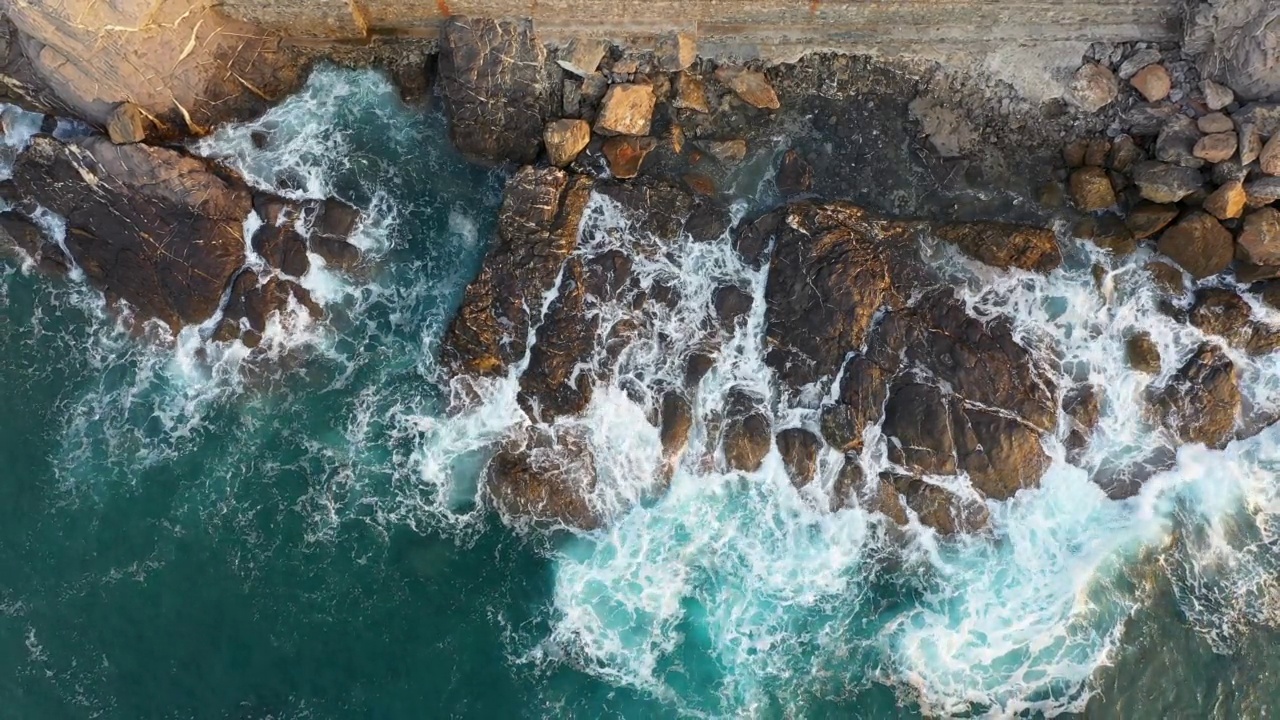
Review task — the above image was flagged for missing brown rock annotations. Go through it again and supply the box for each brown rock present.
[1109,135,1144,172]
[660,390,693,461]
[722,388,772,472]
[1203,79,1235,111]
[1189,287,1280,355]
[1240,123,1263,165]
[1063,139,1088,168]
[777,428,822,488]
[712,284,754,328]
[672,73,710,113]
[1203,180,1247,220]
[933,221,1062,272]
[555,38,606,77]
[714,66,780,110]
[1084,139,1112,167]
[683,172,716,196]
[1193,132,1238,163]
[1146,260,1186,294]
[655,32,697,72]
[776,149,813,197]
[701,139,747,166]
[1126,332,1162,374]
[1069,166,1117,211]
[1069,62,1119,112]
[1261,134,1280,176]
[1197,112,1234,134]
[105,102,149,144]
[820,355,891,453]
[1126,203,1180,239]
[1238,208,1280,265]
[1153,343,1240,449]
[1130,64,1172,102]
[486,429,601,530]
[1156,211,1235,279]
[1063,384,1102,460]
[595,84,656,136]
[603,136,657,179]
[543,119,590,167]
[1074,214,1136,254]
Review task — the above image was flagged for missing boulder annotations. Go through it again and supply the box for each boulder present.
[11,135,248,328]
[304,199,363,271]
[777,428,822,488]
[1084,139,1112,167]
[1109,135,1145,172]
[1189,287,1280,355]
[1126,331,1162,374]
[1202,79,1235,110]
[1246,177,1280,206]
[1069,167,1117,211]
[655,32,697,72]
[1118,49,1162,80]
[444,167,592,376]
[1262,135,1280,176]
[776,149,813,197]
[1146,260,1186,294]
[1193,132,1238,163]
[1152,343,1240,448]
[714,66,780,110]
[602,136,657,179]
[712,284,753,329]
[1184,0,1280,100]
[1069,62,1119,112]
[556,38,606,77]
[659,390,694,462]
[1156,115,1204,168]
[1237,208,1280,265]
[1204,180,1247,220]
[721,388,772,472]
[439,18,552,165]
[1130,64,1172,102]
[544,119,591,167]
[1240,123,1264,165]
[213,271,319,347]
[1074,214,1136,255]
[595,84,656,136]
[251,197,310,278]
[701,139,748,166]
[486,428,601,530]
[518,258,600,420]
[1126,202,1180,239]
[1198,113,1235,135]
[932,221,1062,272]
[105,102,149,144]
[1234,104,1280,141]
[1156,211,1234,279]
[672,73,710,113]
[1132,161,1204,203]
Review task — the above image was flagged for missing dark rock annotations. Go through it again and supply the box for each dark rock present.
[684,352,715,387]
[712,284,753,329]
[883,381,959,476]
[251,199,310,278]
[1109,134,1144,172]
[776,149,813,197]
[11,135,248,329]
[684,200,732,242]
[1189,287,1280,355]
[777,428,822,488]
[594,180,695,242]
[0,211,66,274]
[1237,208,1280,265]
[1152,342,1240,448]
[105,102,149,144]
[214,270,320,345]
[444,167,592,376]
[932,221,1062,272]
[486,428,601,530]
[1245,177,1280,206]
[1074,214,1136,254]
[896,474,990,535]
[1069,167,1117,211]
[733,211,783,268]
[721,388,772,472]
[1132,161,1204,203]
[1126,331,1162,374]
[518,258,600,421]
[438,18,552,164]
[1063,384,1102,460]
[820,355,891,453]
[1125,203,1180,240]
[1155,115,1204,168]
[1156,211,1234,279]
[660,390,693,462]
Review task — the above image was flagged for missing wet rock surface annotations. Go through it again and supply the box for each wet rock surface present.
[1153,342,1241,448]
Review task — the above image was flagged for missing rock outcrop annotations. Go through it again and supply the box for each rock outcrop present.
[1152,342,1241,448]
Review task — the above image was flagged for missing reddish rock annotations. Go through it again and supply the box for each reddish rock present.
[1130,64,1172,102]
[603,136,658,179]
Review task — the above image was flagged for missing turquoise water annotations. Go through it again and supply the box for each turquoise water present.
[2,67,1280,718]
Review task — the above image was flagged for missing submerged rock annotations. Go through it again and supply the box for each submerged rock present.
[932,221,1062,272]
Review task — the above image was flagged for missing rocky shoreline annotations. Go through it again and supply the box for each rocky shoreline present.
[0,2,1278,533]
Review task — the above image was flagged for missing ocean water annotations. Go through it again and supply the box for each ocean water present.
[1,67,1279,719]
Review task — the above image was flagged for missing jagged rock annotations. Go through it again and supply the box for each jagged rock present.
[712,284,753,329]
[595,84,656,136]
[1125,103,1181,136]
[1239,208,1280,265]
[776,149,813,197]
[701,139,747,166]
[1246,177,1280,206]
[106,102,149,144]
[1130,64,1172,102]
[1193,132,1238,163]
[1063,139,1089,168]
[721,388,772,472]
[439,18,551,165]
[1156,115,1204,168]
[1069,62,1118,112]
[486,428,601,530]
[714,66,780,110]
[1212,159,1249,186]
[1240,123,1263,165]
[1184,0,1280,101]
[1118,49,1161,79]
[305,199,363,271]
[1202,79,1234,111]
[1085,139,1112,167]
[1126,331,1162,374]
[1074,214,1136,254]
[1063,384,1102,460]
[1153,343,1240,448]
[1132,161,1204,203]
[655,32,697,72]
[1204,180,1247,220]
[684,199,732,242]
[777,428,821,488]
[1109,135,1144,172]
[212,271,319,347]
[1189,287,1280,355]
[1234,104,1280,140]
[660,390,693,462]
[1069,166,1117,211]
[672,73,710,113]
[562,80,582,116]
[11,135,248,328]
[684,352,715,387]
[820,355,891,453]
[518,258,599,420]
[1262,135,1280,176]
[602,136,657,179]
[544,119,591,167]
[1126,202,1180,239]
[251,196,310,278]
[556,38,606,77]
[1156,211,1234,279]
[444,167,591,376]
[1146,260,1186,294]
[932,221,1062,272]
[1198,112,1235,135]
